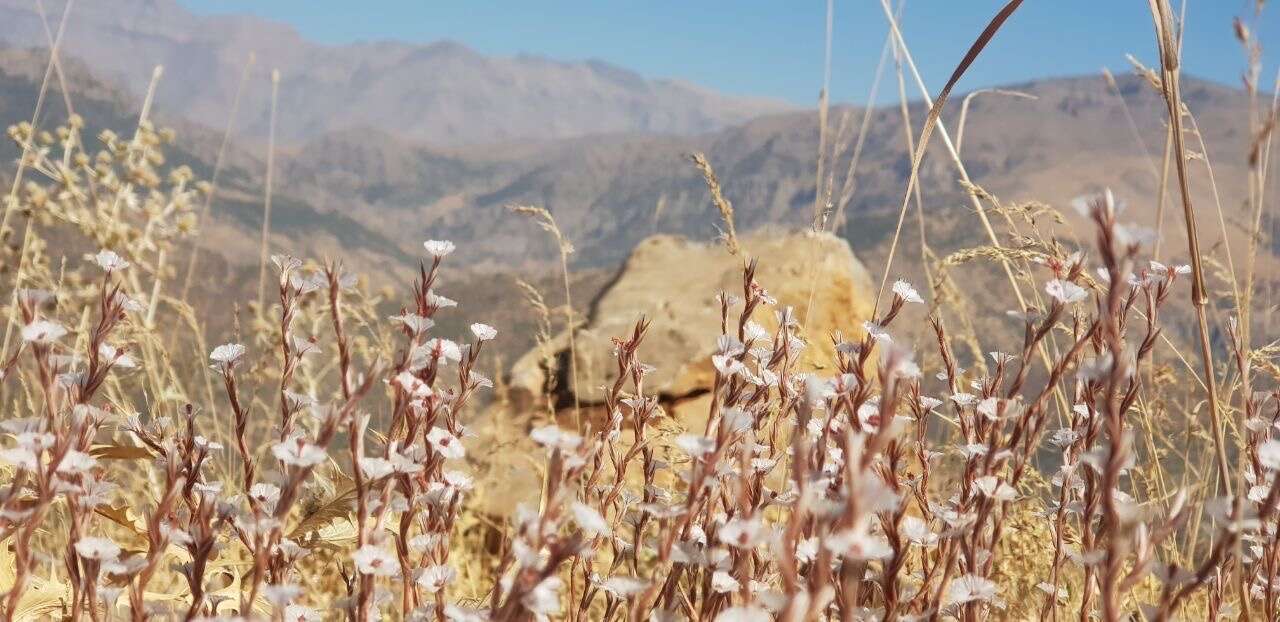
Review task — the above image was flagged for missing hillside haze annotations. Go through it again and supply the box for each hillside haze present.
[0,0,792,146]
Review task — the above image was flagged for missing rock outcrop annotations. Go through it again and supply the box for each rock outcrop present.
[471,230,876,517]
[508,230,877,413]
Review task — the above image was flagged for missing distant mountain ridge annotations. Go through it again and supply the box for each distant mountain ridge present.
[0,0,793,146]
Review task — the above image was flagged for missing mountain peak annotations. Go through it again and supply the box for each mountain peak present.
[0,0,792,146]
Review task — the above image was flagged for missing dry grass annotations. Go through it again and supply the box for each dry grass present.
[0,2,1278,622]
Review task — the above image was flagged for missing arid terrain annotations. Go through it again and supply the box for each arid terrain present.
[0,0,1278,620]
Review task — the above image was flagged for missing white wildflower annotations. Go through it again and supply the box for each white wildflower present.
[711,570,740,593]
[56,450,98,474]
[98,343,137,369]
[470,323,497,341]
[427,427,465,460]
[718,515,766,549]
[676,434,716,458]
[1045,279,1087,304]
[416,564,455,594]
[359,457,395,480]
[271,435,327,467]
[945,574,999,607]
[529,425,582,452]
[423,338,463,364]
[352,544,398,576]
[75,537,121,561]
[862,321,892,343]
[826,527,892,560]
[600,575,649,598]
[91,249,130,272]
[423,240,456,258]
[974,476,1018,501]
[390,313,434,335]
[263,583,303,606]
[571,502,611,536]
[22,320,66,344]
[0,448,38,470]
[282,604,320,622]
[715,606,772,622]
[521,576,562,616]
[209,343,246,369]
[892,279,924,304]
[1260,440,1280,471]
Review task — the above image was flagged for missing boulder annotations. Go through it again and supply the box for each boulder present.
[475,230,877,518]
[508,230,877,413]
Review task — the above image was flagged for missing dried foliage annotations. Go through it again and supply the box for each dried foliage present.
[1,3,1279,621]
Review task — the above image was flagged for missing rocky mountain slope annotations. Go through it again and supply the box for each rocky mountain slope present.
[1,43,1269,356]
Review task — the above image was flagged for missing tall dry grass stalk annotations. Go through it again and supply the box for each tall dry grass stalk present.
[255,69,281,313]
[1145,0,1233,496]
[690,152,740,254]
[0,0,73,361]
[509,205,582,423]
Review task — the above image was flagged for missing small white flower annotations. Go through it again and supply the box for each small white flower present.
[442,470,473,491]
[75,536,121,561]
[521,576,562,616]
[718,515,765,549]
[271,435,327,467]
[892,279,924,304]
[423,240,456,258]
[945,574,999,607]
[56,450,98,474]
[1260,440,1280,471]
[22,320,67,344]
[715,606,771,622]
[91,249,130,272]
[443,604,489,622]
[358,457,395,480]
[427,427,465,460]
[711,570,740,594]
[352,544,398,576]
[600,575,649,598]
[389,313,434,335]
[209,343,246,369]
[862,321,893,344]
[1045,279,1087,304]
[529,425,582,452]
[416,564,455,594]
[901,516,939,546]
[571,501,611,536]
[99,343,136,369]
[390,445,424,474]
[470,323,497,341]
[974,475,1018,501]
[0,448,38,470]
[423,338,463,364]
[426,291,458,309]
[249,483,282,511]
[263,583,303,606]
[676,434,716,458]
[112,292,145,313]
[825,527,892,560]
[282,604,320,622]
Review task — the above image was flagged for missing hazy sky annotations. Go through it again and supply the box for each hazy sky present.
[181,1,1276,106]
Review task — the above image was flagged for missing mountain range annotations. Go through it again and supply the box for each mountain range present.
[0,0,791,146]
[0,0,1271,353]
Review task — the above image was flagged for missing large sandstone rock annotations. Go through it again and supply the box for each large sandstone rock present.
[508,230,877,412]
[474,230,876,518]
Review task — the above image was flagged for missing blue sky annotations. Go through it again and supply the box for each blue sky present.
[181,1,1276,106]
